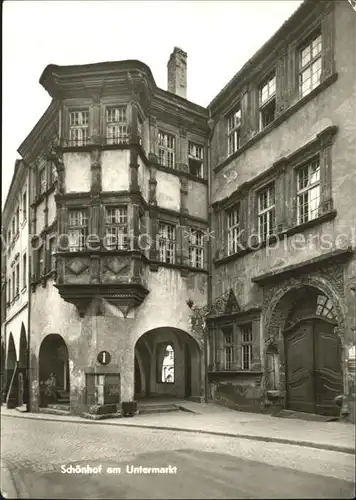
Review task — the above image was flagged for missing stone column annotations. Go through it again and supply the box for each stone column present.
[148,116,158,162]
[275,50,288,117]
[321,7,336,81]
[179,176,189,271]
[240,86,250,145]
[317,126,337,215]
[274,159,287,232]
[178,127,188,173]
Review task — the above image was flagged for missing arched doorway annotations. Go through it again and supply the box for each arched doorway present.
[39,334,70,406]
[18,324,29,407]
[267,286,342,416]
[134,327,201,400]
[5,333,17,407]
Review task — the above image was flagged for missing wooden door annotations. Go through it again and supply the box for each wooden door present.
[314,319,342,416]
[285,321,315,413]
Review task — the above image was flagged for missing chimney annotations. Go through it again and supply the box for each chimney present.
[167,47,187,99]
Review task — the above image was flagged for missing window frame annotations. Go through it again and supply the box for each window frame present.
[22,252,27,289]
[257,182,276,241]
[105,105,128,145]
[298,30,322,99]
[188,142,204,178]
[48,237,57,273]
[68,108,90,146]
[104,205,129,250]
[259,72,276,130]
[39,167,47,195]
[296,156,321,225]
[188,227,205,269]
[137,114,144,148]
[67,208,89,252]
[227,105,241,157]
[15,207,20,234]
[22,191,27,223]
[222,325,235,371]
[158,130,176,169]
[240,323,253,371]
[158,221,176,264]
[226,203,240,256]
[15,263,20,296]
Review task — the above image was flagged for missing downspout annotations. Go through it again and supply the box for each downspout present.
[204,109,215,403]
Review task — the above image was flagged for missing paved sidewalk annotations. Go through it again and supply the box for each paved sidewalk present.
[1,403,355,455]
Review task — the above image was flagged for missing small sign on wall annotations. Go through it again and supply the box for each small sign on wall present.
[97,351,111,365]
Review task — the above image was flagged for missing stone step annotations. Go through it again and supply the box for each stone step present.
[138,404,180,415]
[15,405,27,413]
[41,407,70,416]
[272,409,338,422]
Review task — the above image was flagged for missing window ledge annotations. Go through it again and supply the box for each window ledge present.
[214,209,337,267]
[214,72,338,174]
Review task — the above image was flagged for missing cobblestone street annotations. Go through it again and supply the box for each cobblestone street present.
[1,414,355,499]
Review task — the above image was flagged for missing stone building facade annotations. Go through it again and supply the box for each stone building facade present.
[1,160,30,408]
[16,48,209,415]
[2,0,355,418]
[207,0,356,417]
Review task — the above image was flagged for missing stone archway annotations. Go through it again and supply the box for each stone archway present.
[18,324,29,406]
[134,327,202,401]
[263,282,344,416]
[38,334,70,406]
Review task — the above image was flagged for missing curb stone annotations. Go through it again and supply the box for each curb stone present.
[2,411,355,455]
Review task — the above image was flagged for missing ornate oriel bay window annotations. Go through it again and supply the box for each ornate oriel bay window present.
[68,209,88,252]
[104,206,129,250]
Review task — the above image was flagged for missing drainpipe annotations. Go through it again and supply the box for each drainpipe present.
[204,110,215,403]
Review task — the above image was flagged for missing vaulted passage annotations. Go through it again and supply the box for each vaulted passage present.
[39,334,70,406]
[134,327,201,401]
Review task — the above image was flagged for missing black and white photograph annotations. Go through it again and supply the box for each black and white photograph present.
[1,0,356,498]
